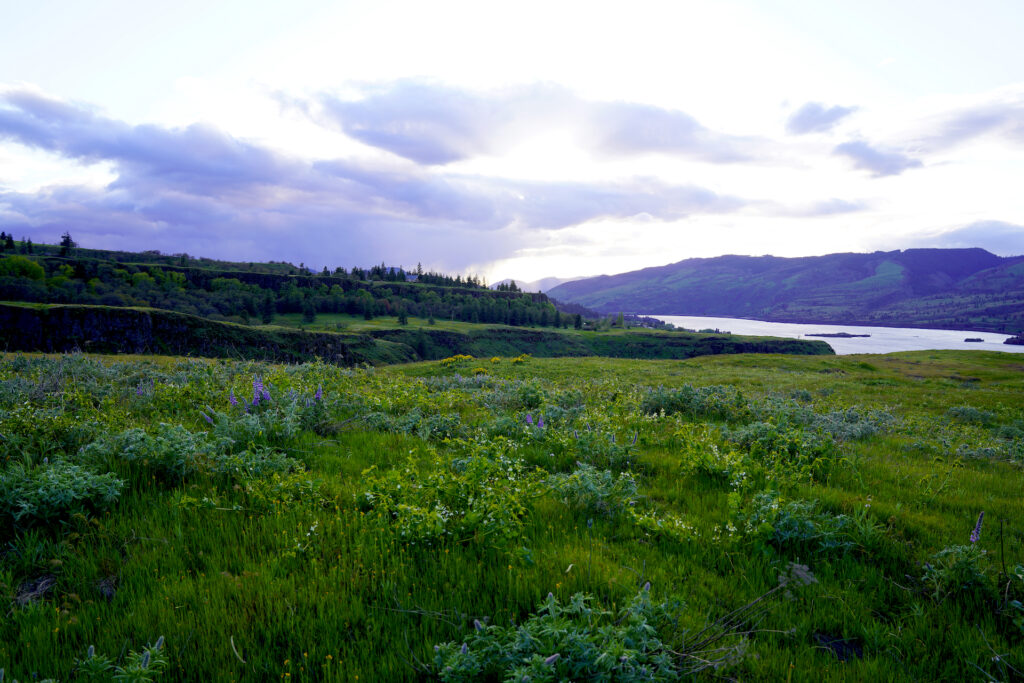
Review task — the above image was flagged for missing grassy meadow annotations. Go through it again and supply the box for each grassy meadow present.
[1,350,1023,681]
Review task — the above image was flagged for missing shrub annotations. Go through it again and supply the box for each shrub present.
[725,422,838,481]
[547,464,638,518]
[433,588,684,682]
[81,425,227,482]
[946,405,995,426]
[640,384,748,421]
[0,460,124,523]
[356,452,542,549]
[921,544,993,603]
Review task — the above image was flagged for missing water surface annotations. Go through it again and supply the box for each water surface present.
[650,315,1024,355]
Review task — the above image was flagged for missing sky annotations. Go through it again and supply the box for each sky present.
[1,0,1023,283]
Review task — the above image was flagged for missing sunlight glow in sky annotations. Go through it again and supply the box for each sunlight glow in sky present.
[2,0,1023,282]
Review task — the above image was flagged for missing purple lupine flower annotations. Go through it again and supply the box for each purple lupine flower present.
[460,643,468,655]
[631,432,638,446]
[538,415,545,429]
[136,382,145,396]
[543,653,560,665]
[473,619,484,632]
[262,388,271,402]
[315,384,323,401]
[254,375,264,394]
[573,429,579,440]
[970,511,984,544]
[229,388,238,407]
[252,392,260,407]
[201,412,214,425]
[525,414,533,425]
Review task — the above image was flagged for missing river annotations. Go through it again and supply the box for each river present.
[649,315,1024,355]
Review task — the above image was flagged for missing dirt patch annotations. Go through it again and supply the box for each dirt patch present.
[15,574,56,606]
[96,574,118,602]
[813,632,863,661]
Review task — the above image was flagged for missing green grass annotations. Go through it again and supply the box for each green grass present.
[1,350,1022,680]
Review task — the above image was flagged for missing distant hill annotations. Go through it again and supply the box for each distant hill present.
[547,248,1024,334]
[491,276,587,293]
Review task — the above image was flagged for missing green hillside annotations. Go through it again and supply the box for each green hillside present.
[548,248,1024,334]
[1,350,1022,680]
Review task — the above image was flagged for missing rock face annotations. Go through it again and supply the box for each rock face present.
[0,303,415,365]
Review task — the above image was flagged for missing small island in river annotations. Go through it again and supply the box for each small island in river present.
[806,332,872,338]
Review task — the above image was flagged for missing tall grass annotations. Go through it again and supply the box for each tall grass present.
[0,350,1022,680]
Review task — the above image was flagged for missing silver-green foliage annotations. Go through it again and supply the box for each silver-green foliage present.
[0,459,123,523]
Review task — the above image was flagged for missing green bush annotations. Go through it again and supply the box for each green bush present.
[921,544,993,603]
[0,460,123,523]
[433,588,685,682]
[547,464,638,518]
[356,451,543,549]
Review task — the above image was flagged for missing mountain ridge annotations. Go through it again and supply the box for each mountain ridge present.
[547,248,1024,334]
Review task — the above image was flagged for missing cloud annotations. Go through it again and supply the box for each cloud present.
[0,87,748,271]
[833,140,922,177]
[588,101,753,162]
[313,81,522,165]
[765,197,868,218]
[785,102,857,134]
[310,81,756,164]
[921,99,1024,151]
[921,221,1024,257]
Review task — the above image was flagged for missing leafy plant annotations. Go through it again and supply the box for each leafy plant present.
[0,460,123,523]
[921,544,993,603]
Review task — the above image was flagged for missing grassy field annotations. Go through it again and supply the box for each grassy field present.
[1,350,1022,681]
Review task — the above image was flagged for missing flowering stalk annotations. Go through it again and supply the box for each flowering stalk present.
[970,511,984,544]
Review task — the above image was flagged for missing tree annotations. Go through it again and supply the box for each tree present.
[302,299,316,324]
[616,312,625,328]
[261,292,276,324]
[59,231,77,257]
[0,255,45,280]
[574,314,583,330]
[397,309,409,325]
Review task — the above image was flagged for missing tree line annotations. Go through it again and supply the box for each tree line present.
[0,237,580,329]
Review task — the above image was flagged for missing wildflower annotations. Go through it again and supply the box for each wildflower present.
[262,388,271,402]
[315,384,323,401]
[538,415,545,428]
[544,653,560,665]
[631,432,638,446]
[473,619,484,632]
[136,383,145,396]
[970,511,984,544]
[229,388,238,407]
[525,414,533,425]
[202,412,214,425]
[460,643,468,655]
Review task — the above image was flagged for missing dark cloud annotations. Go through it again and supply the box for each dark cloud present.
[311,81,754,165]
[833,140,922,177]
[785,102,857,135]
[315,81,516,165]
[922,220,1024,256]
[0,88,747,271]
